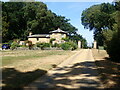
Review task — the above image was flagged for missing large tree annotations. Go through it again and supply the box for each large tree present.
[2,1,86,46]
[81,3,116,46]
[105,1,120,62]
[81,1,120,61]
[2,2,26,42]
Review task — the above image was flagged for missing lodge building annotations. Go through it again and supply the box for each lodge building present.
[28,28,68,44]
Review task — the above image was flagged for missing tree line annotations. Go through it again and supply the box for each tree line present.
[81,1,120,62]
[2,1,87,48]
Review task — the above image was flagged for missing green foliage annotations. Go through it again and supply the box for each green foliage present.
[60,42,71,50]
[102,1,120,62]
[103,27,116,49]
[60,42,77,50]
[62,37,69,42]
[81,39,88,49]
[52,43,60,48]
[69,34,87,48]
[36,42,50,50]
[2,2,82,43]
[106,31,120,62]
[2,2,26,42]
[81,3,116,46]
[2,2,87,48]
[105,3,120,62]
[2,16,9,42]
[11,41,19,50]
[81,1,120,62]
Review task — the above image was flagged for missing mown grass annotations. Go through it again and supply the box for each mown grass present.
[2,50,67,66]
[1,50,74,89]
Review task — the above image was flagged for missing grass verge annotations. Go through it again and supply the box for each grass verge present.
[2,50,75,88]
[2,50,68,66]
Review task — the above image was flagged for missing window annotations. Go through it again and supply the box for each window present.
[61,34,64,38]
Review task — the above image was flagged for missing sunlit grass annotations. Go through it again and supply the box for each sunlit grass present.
[2,50,68,66]
[2,50,74,88]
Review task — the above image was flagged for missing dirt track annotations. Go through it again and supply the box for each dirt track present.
[24,49,104,89]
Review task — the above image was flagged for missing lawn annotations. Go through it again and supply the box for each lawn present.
[2,50,71,66]
[1,50,76,89]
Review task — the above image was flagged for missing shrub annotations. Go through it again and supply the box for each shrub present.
[103,23,120,62]
[36,42,51,50]
[11,41,19,50]
[62,37,69,42]
[25,40,33,50]
[19,45,27,47]
[52,43,60,48]
[60,42,77,50]
[106,32,120,62]
[60,42,71,50]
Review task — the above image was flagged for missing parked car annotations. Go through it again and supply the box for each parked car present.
[2,44,10,49]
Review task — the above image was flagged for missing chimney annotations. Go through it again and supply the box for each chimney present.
[29,32,32,36]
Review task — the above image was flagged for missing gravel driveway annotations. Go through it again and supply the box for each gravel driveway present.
[24,49,104,89]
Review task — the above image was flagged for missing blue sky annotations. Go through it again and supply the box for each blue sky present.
[2,0,112,46]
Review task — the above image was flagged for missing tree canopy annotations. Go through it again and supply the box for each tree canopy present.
[81,1,120,61]
[81,3,116,46]
[2,1,86,47]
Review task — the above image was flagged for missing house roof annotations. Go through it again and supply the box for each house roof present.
[49,28,68,34]
[28,34,50,38]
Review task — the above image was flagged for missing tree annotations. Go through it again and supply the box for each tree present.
[69,34,87,48]
[105,1,120,62]
[81,3,116,46]
[2,1,87,46]
[2,2,26,42]
[2,16,9,42]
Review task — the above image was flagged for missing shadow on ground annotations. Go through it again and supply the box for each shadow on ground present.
[24,61,104,90]
[2,59,120,90]
[95,58,120,89]
[2,68,47,90]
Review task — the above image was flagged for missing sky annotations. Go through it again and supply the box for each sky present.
[2,0,113,46]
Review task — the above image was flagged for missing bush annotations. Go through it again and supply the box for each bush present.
[25,40,33,50]
[106,32,120,62]
[60,42,77,50]
[11,41,19,50]
[19,45,27,47]
[60,42,71,50]
[36,42,51,50]
[62,37,69,42]
[103,23,120,62]
[52,43,60,48]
